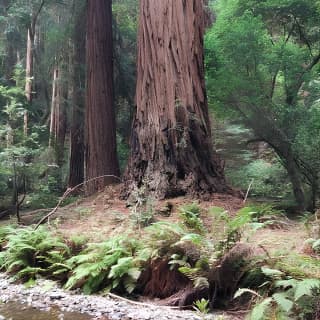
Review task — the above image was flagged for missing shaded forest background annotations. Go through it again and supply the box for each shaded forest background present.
[0,0,319,216]
[0,1,320,319]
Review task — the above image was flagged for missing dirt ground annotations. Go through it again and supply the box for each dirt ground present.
[3,187,318,320]
[18,186,243,240]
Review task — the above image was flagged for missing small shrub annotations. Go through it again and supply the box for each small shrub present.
[179,202,205,233]
[226,159,291,198]
[193,298,210,314]
[236,266,320,320]
[130,200,155,227]
[129,182,155,228]
[65,235,142,294]
[0,226,70,280]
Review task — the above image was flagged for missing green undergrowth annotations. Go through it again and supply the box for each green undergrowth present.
[0,202,319,319]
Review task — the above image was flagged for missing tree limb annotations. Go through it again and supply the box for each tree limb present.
[34,174,121,230]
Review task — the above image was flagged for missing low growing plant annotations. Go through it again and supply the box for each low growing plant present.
[179,202,205,233]
[65,235,142,294]
[236,267,320,320]
[0,226,70,280]
[193,298,210,314]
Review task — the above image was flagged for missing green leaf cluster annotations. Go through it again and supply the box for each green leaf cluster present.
[0,225,70,280]
[65,235,142,294]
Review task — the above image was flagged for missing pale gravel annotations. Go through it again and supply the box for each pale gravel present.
[0,274,224,320]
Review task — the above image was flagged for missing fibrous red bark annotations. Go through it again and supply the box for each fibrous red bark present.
[85,0,120,195]
[124,0,229,199]
[68,0,86,189]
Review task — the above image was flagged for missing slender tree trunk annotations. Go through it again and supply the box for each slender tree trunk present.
[68,0,86,189]
[25,28,33,99]
[24,28,34,135]
[285,156,306,210]
[242,110,307,210]
[49,67,59,147]
[123,0,228,199]
[49,66,67,167]
[85,0,120,195]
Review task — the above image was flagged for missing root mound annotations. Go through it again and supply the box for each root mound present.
[140,258,190,299]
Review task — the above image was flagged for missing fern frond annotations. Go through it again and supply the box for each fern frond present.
[272,293,294,313]
[294,279,320,301]
[250,297,273,320]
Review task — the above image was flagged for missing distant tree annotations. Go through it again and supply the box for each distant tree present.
[85,0,120,194]
[124,0,229,199]
[206,0,320,210]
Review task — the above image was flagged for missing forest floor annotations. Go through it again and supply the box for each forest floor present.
[1,187,317,319]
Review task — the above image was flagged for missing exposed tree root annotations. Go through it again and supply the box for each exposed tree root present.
[139,258,190,299]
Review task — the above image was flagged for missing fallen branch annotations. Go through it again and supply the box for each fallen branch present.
[34,175,121,230]
[21,208,54,216]
[106,292,184,310]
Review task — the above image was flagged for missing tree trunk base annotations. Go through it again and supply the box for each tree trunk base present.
[138,258,191,299]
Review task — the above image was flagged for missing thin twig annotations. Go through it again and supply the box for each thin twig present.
[243,179,254,204]
[258,244,272,260]
[34,175,121,230]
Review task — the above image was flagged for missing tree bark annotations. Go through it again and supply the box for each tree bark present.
[25,28,33,103]
[123,0,228,199]
[85,0,120,195]
[24,1,45,135]
[24,28,34,136]
[68,0,86,189]
[49,66,67,167]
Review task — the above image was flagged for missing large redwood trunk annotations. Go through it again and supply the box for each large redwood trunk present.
[68,0,86,189]
[85,0,120,195]
[124,0,228,198]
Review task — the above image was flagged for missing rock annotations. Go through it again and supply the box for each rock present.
[0,315,6,320]
[49,292,65,300]
[0,272,220,320]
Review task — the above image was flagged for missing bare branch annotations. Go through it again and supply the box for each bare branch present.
[34,174,121,229]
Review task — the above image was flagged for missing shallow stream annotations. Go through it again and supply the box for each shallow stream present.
[0,301,92,320]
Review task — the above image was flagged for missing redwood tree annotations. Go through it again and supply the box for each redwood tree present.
[68,0,86,189]
[85,0,120,194]
[124,0,228,198]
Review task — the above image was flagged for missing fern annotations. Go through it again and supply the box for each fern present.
[272,293,294,313]
[178,202,205,233]
[294,279,320,301]
[65,235,142,294]
[250,297,273,320]
[246,273,320,319]
[0,226,71,280]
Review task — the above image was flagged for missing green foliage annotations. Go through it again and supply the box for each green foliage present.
[193,298,210,315]
[178,202,205,233]
[236,260,320,320]
[0,226,70,280]
[65,235,142,294]
[129,200,155,228]
[205,0,320,206]
[247,277,320,320]
[128,182,158,228]
[0,66,58,210]
[227,159,291,198]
